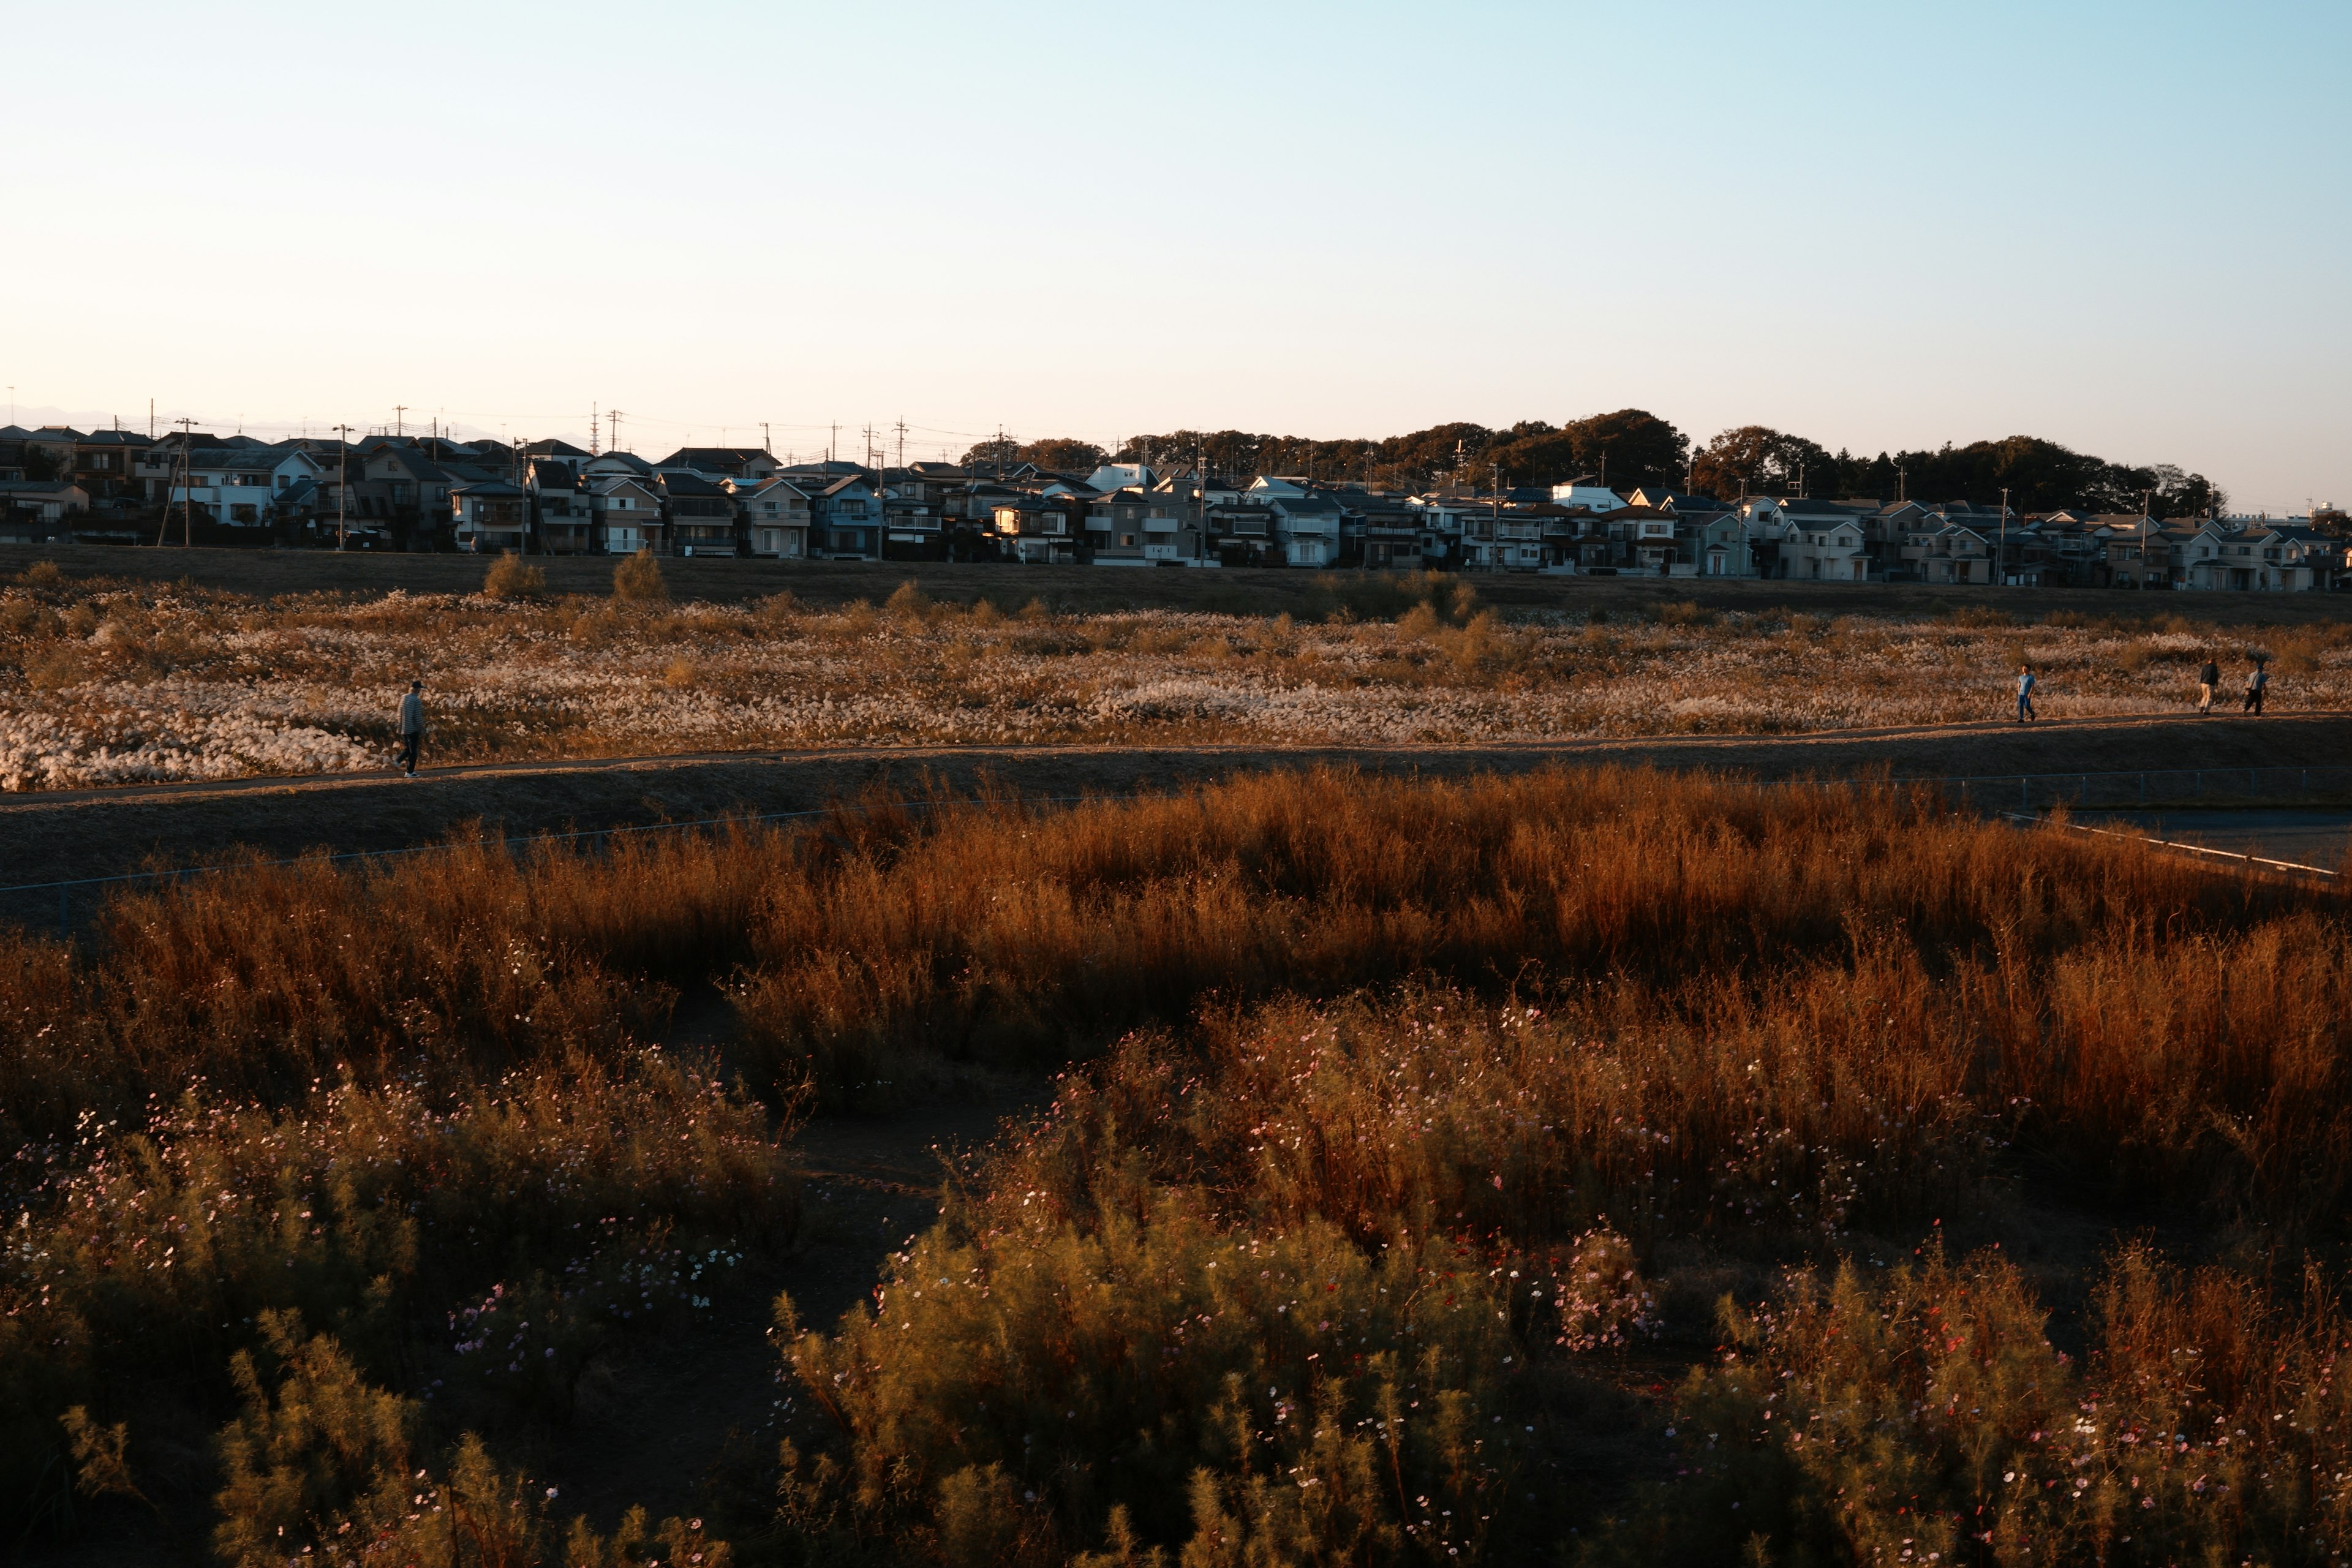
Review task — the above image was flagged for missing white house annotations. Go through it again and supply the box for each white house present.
[1086,463,1156,493]
[178,447,325,526]
[1266,494,1346,567]
[1549,482,1627,512]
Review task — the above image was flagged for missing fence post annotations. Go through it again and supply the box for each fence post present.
[2139,772,2146,805]
[59,884,67,939]
[2022,776,2029,812]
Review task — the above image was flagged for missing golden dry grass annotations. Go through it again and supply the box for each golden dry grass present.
[10,766,2352,1562]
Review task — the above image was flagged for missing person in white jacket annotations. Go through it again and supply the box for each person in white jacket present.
[396,680,426,776]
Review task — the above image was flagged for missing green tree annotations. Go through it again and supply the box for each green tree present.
[958,437,1109,475]
[1691,426,1834,501]
[1557,409,1690,492]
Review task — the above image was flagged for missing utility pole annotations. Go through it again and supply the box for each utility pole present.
[1998,486,2009,588]
[591,402,600,456]
[610,410,624,453]
[829,422,839,466]
[761,421,771,457]
[154,419,195,548]
[1490,462,1502,563]
[1197,442,1208,566]
[333,424,356,550]
[395,405,407,439]
[894,417,908,470]
[148,398,154,440]
[178,418,195,548]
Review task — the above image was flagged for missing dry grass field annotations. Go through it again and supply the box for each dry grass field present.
[11,765,2352,1565]
[5,552,2351,792]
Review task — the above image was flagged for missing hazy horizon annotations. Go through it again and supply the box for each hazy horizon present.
[4,1,2344,513]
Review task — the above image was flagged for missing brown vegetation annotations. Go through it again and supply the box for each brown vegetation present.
[10,766,2352,1562]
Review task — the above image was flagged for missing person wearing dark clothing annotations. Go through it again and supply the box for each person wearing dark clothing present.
[2243,659,2268,716]
[396,680,425,775]
[2197,658,2220,714]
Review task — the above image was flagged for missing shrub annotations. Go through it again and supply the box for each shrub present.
[0,1050,796,1528]
[1581,1242,2352,1566]
[612,549,668,604]
[19,558,62,587]
[885,580,935,622]
[772,1193,1537,1563]
[208,1315,728,1568]
[480,551,546,601]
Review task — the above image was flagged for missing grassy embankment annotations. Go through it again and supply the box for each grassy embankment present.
[7,766,2352,1562]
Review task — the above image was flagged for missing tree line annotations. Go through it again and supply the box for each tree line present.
[960,412,2228,519]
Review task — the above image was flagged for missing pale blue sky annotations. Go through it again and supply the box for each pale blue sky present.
[2,1,2344,510]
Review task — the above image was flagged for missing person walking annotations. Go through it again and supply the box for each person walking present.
[396,679,426,776]
[2015,662,2037,724]
[2196,655,2220,714]
[2243,657,2269,717]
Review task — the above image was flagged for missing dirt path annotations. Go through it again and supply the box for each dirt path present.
[4,714,2346,907]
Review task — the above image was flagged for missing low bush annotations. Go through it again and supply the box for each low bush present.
[2,1049,796,1534]
[767,1187,1635,1564]
[1581,1243,2352,1566]
[203,1313,727,1567]
[481,552,548,602]
[612,549,668,604]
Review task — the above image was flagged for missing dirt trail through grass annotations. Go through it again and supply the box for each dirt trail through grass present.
[4,713,2346,903]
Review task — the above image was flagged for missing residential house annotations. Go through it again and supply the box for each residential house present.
[23,428,83,477]
[1087,463,1156,494]
[991,496,1080,563]
[2184,523,2329,590]
[1409,494,1483,568]
[0,480,89,539]
[2088,515,2164,587]
[656,447,780,485]
[352,443,457,546]
[814,476,884,559]
[1212,500,1280,567]
[1916,523,1994,584]
[1615,506,1683,575]
[529,460,595,554]
[1548,480,1627,513]
[1340,489,1423,569]
[71,429,153,503]
[451,481,530,552]
[1692,511,1753,576]
[661,470,739,556]
[1766,499,1870,581]
[1265,492,1347,567]
[1087,488,1153,566]
[875,480,941,561]
[592,476,663,556]
[178,446,326,528]
[739,477,811,559]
